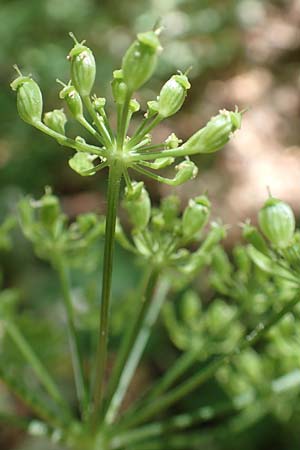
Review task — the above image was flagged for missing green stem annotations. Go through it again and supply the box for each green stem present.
[99,106,115,142]
[5,321,69,415]
[83,96,113,149]
[133,143,165,154]
[133,164,179,186]
[148,349,198,399]
[105,276,170,427]
[0,366,68,430]
[124,350,197,424]
[117,92,132,150]
[137,311,241,411]
[35,122,105,157]
[104,268,159,424]
[78,116,105,145]
[91,161,123,424]
[129,116,162,149]
[115,404,267,450]
[131,116,153,143]
[54,255,88,417]
[122,293,300,428]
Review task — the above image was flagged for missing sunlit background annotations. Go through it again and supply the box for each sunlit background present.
[0,0,300,448]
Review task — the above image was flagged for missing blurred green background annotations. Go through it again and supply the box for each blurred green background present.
[0,0,300,449]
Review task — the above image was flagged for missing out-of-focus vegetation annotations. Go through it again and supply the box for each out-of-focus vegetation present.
[1,0,300,449]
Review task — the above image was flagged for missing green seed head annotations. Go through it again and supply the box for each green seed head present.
[258,197,295,248]
[182,195,211,238]
[122,30,162,92]
[123,181,151,231]
[158,73,190,118]
[111,69,128,105]
[182,108,242,156]
[59,83,83,119]
[43,109,67,135]
[68,33,96,96]
[11,69,43,125]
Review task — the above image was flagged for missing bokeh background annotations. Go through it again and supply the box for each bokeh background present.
[0,0,300,449]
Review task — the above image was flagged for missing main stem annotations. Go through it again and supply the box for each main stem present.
[92,160,123,425]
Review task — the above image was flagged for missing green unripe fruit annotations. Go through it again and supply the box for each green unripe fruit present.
[158,73,190,118]
[181,291,201,324]
[182,195,211,238]
[233,245,251,274]
[59,84,83,120]
[258,198,295,248]
[161,195,180,223]
[122,31,162,92]
[38,189,61,228]
[173,160,198,185]
[242,222,269,254]
[111,69,128,104]
[92,96,106,113]
[123,181,151,231]
[165,133,182,149]
[68,34,96,96]
[181,109,242,155]
[44,109,67,135]
[11,73,43,125]
[129,99,140,113]
[146,100,159,118]
[68,152,96,176]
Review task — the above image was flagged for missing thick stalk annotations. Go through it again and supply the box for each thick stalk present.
[104,268,159,424]
[122,293,300,428]
[55,255,88,416]
[92,161,123,424]
[5,320,69,415]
